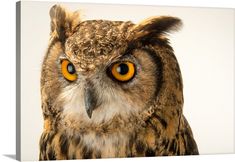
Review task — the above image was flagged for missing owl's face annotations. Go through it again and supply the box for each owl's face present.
[41,5,183,127]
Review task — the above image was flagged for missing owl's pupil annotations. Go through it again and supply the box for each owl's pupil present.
[117,63,129,75]
[67,63,75,74]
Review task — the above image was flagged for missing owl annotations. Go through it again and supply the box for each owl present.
[39,5,198,160]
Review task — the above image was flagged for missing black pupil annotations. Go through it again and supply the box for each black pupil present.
[67,63,75,74]
[117,63,129,75]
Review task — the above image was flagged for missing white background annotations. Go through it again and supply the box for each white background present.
[0,0,234,162]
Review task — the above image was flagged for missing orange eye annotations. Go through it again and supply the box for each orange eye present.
[110,61,136,82]
[61,60,77,81]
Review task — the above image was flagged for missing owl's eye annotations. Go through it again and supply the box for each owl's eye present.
[61,59,77,81]
[109,61,136,82]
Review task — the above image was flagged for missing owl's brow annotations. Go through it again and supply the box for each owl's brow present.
[123,41,141,56]
[107,50,133,65]
[117,54,135,62]
[59,55,66,60]
[58,53,72,62]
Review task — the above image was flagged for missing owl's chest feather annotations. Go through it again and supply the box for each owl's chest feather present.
[77,131,131,158]
[46,128,138,159]
[40,116,198,160]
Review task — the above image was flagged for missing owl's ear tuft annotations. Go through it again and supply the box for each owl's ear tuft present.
[129,16,182,41]
[49,5,81,41]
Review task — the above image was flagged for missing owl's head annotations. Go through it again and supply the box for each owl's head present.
[41,5,183,128]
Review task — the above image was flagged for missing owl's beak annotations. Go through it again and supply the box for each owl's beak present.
[84,85,98,118]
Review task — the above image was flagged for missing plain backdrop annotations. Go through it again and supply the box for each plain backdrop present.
[0,0,234,162]
[19,1,235,161]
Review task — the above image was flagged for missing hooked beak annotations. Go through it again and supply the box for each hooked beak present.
[84,84,98,118]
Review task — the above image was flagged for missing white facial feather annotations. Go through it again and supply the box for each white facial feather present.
[57,83,141,125]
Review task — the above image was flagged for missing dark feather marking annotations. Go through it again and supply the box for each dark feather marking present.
[47,147,56,160]
[162,152,168,156]
[152,113,167,129]
[126,134,135,157]
[135,140,145,154]
[175,133,181,155]
[146,115,167,139]
[184,131,199,155]
[73,134,81,146]
[182,133,187,154]
[59,133,69,156]
[82,146,93,159]
[145,148,155,156]
[39,131,57,160]
[48,131,56,144]
[39,153,44,161]
[168,139,177,153]
[177,146,180,155]
[39,149,47,160]
[72,154,77,159]
[182,116,199,154]
[39,133,47,155]
[147,118,159,134]
[129,133,135,150]
[162,138,169,148]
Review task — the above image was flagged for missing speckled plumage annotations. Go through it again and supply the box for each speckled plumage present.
[39,5,199,160]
